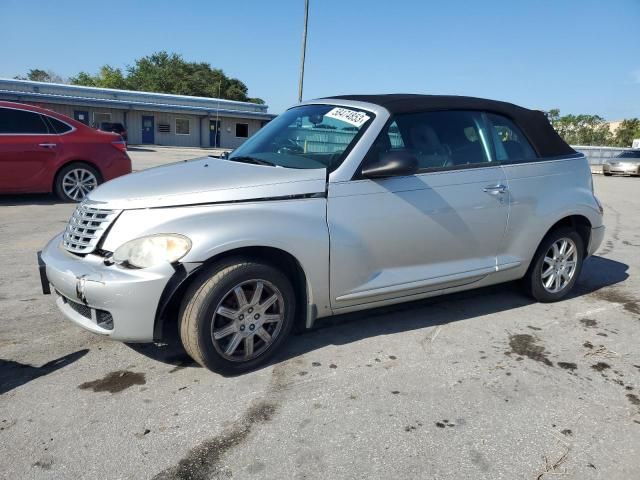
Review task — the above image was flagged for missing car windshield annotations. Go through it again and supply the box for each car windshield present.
[228,104,374,171]
[616,150,640,159]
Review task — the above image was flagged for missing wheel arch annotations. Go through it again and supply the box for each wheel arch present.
[524,215,592,278]
[154,245,311,342]
[542,214,592,258]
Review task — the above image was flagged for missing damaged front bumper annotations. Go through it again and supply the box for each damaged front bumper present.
[39,234,174,342]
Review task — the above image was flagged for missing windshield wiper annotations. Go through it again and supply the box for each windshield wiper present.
[229,156,277,167]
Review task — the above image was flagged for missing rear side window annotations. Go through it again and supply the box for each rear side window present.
[362,110,493,172]
[0,107,50,134]
[485,113,537,162]
[46,116,73,134]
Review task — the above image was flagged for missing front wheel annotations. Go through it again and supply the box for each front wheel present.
[523,228,584,302]
[179,259,296,375]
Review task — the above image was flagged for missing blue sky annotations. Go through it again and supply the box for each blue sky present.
[1,0,638,119]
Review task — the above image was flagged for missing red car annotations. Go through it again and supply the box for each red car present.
[0,101,131,202]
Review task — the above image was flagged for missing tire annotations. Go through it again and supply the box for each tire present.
[523,227,585,303]
[54,162,101,202]
[179,259,296,375]
[603,173,612,176]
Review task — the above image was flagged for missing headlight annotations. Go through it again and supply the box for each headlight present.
[113,234,191,268]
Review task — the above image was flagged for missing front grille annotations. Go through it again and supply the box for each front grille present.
[62,202,120,254]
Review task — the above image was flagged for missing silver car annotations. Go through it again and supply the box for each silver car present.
[603,150,640,176]
[39,95,605,374]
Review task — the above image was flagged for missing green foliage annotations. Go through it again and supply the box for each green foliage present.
[69,51,263,103]
[15,69,64,83]
[548,109,614,146]
[612,118,640,147]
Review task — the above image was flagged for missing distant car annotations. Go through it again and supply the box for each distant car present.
[0,101,131,201]
[99,122,128,144]
[603,150,640,176]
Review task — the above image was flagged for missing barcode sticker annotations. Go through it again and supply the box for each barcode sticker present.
[325,107,370,127]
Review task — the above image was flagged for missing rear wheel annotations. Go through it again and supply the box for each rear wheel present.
[54,162,100,202]
[179,259,296,375]
[603,172,612,176]
[523,228,584,302]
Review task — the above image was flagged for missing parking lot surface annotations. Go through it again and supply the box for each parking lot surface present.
[1,166,639,479]
[127,145,227,171]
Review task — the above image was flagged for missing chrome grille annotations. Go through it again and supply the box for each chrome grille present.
[62,202,120,254]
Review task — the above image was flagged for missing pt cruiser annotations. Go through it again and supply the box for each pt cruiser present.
[39,95,605,374]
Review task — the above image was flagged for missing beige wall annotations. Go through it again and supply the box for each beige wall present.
[16,101,266,149]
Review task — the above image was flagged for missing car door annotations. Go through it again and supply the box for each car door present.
[0,106,59,193]
[327,110,509,310]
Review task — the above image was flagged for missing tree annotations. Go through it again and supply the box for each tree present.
[548,109,613,146]
[613,118,640,147]
[70,51,264,103]
[69,66,128,89]
[15,68,64,83]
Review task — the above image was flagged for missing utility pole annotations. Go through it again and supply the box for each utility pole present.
[298,0,309,103]
[215,81,221,148]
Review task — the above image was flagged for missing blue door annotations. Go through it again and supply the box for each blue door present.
[209,119,221,147]
[74,110,89,125]
[141,115,154,144]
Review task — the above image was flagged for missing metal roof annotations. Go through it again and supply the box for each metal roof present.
[0,78,274,120]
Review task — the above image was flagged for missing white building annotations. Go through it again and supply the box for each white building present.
[0,78,275,149]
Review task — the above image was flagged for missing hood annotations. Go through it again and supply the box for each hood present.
[87,157,327,209]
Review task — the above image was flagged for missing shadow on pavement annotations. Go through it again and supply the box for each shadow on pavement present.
[0,349,89,395]
[126,146,156,152]
[128,255,629,375]
[0,193,65,207]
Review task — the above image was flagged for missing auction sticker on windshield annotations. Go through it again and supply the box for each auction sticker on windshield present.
[325,107,370,127]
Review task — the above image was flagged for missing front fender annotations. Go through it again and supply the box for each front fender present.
[102,198,331,320]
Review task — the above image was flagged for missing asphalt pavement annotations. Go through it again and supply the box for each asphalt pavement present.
[1,162,638,479]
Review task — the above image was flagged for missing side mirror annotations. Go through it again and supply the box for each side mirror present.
[361,151,419,179]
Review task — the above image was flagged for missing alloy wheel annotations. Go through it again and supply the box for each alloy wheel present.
[210,279,285,362]
[62,168,98,201]
[541,237,578,294]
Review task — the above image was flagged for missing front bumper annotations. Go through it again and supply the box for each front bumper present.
[39,234,174,342]
[603,163,640,175]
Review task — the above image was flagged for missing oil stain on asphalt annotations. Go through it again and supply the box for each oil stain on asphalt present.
[593,289,640,316]
[506,334,553,367]
[591,362,611,373]
[78,370,146,393]
[153,400,277,480]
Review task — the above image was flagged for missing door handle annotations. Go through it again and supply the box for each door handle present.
[38,143,57,149]
[483,184,508,195]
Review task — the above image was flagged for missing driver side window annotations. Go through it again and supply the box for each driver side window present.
[361,110,494,174]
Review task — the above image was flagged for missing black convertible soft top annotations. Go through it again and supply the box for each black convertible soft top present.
[326,94,575,158]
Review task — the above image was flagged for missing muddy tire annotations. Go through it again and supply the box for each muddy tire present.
[179,258,296,375]
[523,227,584,303]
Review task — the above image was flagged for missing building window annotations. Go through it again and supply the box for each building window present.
[176,118,190,135]
[93,112,111,128]
[235,123,249,138]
